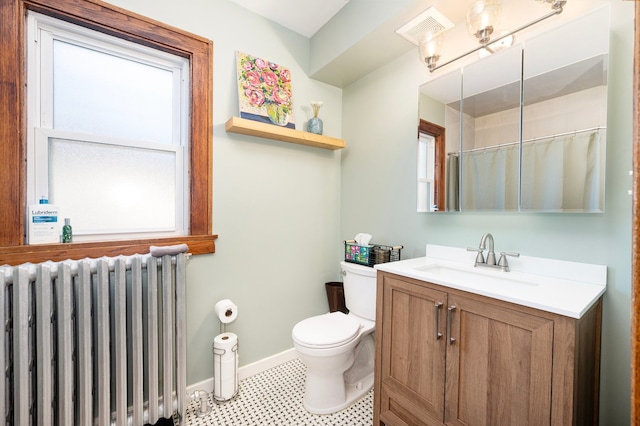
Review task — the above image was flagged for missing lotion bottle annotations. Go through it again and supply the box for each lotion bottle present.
[28,196,60,244]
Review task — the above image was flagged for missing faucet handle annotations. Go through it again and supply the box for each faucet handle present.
[466,247,485,265]
[499,251,520,259]
[497,252,520,271]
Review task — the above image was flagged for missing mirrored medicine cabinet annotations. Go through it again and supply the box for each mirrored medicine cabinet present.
[418,6,609,213]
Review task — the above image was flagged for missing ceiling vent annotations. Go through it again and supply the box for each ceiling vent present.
[395,6,454,46]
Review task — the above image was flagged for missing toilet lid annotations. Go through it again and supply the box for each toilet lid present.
[292,312,360,349]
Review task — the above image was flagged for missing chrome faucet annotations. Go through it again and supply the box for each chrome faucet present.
[467,233,519,272]
[480,233,496,266]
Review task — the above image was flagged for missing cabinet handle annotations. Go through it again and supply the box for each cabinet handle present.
[447,305,457,344]
[434,302,443,340]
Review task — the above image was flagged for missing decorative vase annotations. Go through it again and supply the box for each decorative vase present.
[266,103,288,126]
[307,117,323,135]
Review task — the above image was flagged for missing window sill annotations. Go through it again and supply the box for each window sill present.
[0,234,217,266]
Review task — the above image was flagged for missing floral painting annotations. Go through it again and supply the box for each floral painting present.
[236,51,295,129]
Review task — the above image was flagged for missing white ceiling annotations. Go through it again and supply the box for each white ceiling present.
[226,0,587,88]
[230,0,351,38]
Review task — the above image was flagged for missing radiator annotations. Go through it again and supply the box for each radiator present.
[0,252,188,426]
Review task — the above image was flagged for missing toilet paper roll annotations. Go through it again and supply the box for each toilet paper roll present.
[214,299,238,324]
[214,358,237,380]
[213,332,238,360]
[213,332,238,401]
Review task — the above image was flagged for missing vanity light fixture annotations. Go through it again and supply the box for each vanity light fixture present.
[398,6,454,72]
[419,30,445,72]
[467,0,502,45]
[422,0,567,73]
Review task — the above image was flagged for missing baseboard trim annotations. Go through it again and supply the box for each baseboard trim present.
[186,347,298,395]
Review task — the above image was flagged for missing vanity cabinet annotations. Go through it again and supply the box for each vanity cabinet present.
[373,271,602,426]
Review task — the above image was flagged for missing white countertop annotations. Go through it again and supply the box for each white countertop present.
[374,244,607,319]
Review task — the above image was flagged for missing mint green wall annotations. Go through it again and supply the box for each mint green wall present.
[106,0,344,383]
[340,3,633,424]
[97,1,631,423]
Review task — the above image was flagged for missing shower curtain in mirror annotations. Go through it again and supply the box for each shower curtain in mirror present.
[520,130,603,211]
[450,130,603,211]
[459,143,519,211]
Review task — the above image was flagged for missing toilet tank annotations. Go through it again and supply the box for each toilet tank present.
[340,261,377,321]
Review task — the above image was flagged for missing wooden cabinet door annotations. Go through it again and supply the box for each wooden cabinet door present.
[444,293,554,426]
[378,275,448,426]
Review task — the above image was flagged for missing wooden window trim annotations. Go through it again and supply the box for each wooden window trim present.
[0,0,216,265]
[419,119,446,211]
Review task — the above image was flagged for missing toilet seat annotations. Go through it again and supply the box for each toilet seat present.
[293,312,360,349]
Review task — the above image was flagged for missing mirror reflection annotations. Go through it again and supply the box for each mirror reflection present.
[520,7,609,212]
[417,7,609,213]
[459,46,522,212]
[418,70,460,212]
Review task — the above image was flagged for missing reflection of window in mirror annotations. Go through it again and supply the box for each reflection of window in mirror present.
[417,120,445,212]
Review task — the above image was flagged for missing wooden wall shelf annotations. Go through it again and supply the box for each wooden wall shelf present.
[225,117,345,150]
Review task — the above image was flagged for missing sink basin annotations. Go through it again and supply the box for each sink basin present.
[413,264,540,289]
[374,245,607,319]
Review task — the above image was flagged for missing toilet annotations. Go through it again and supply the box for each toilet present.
[292,261,377,414]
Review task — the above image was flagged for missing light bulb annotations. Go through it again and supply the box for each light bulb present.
[419,30,444,71]
[466,0,502,44]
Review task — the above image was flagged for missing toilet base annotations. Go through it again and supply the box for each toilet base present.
[301,335,375,415]
[303,371,374,415]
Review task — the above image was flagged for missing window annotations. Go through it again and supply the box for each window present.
[27,12,190,242]
[417,132,436,212]
[417,120,446,212]
[0,0,215,263]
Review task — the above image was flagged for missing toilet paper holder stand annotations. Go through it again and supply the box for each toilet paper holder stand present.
[185,318,238,416]
[212,326,239,403]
